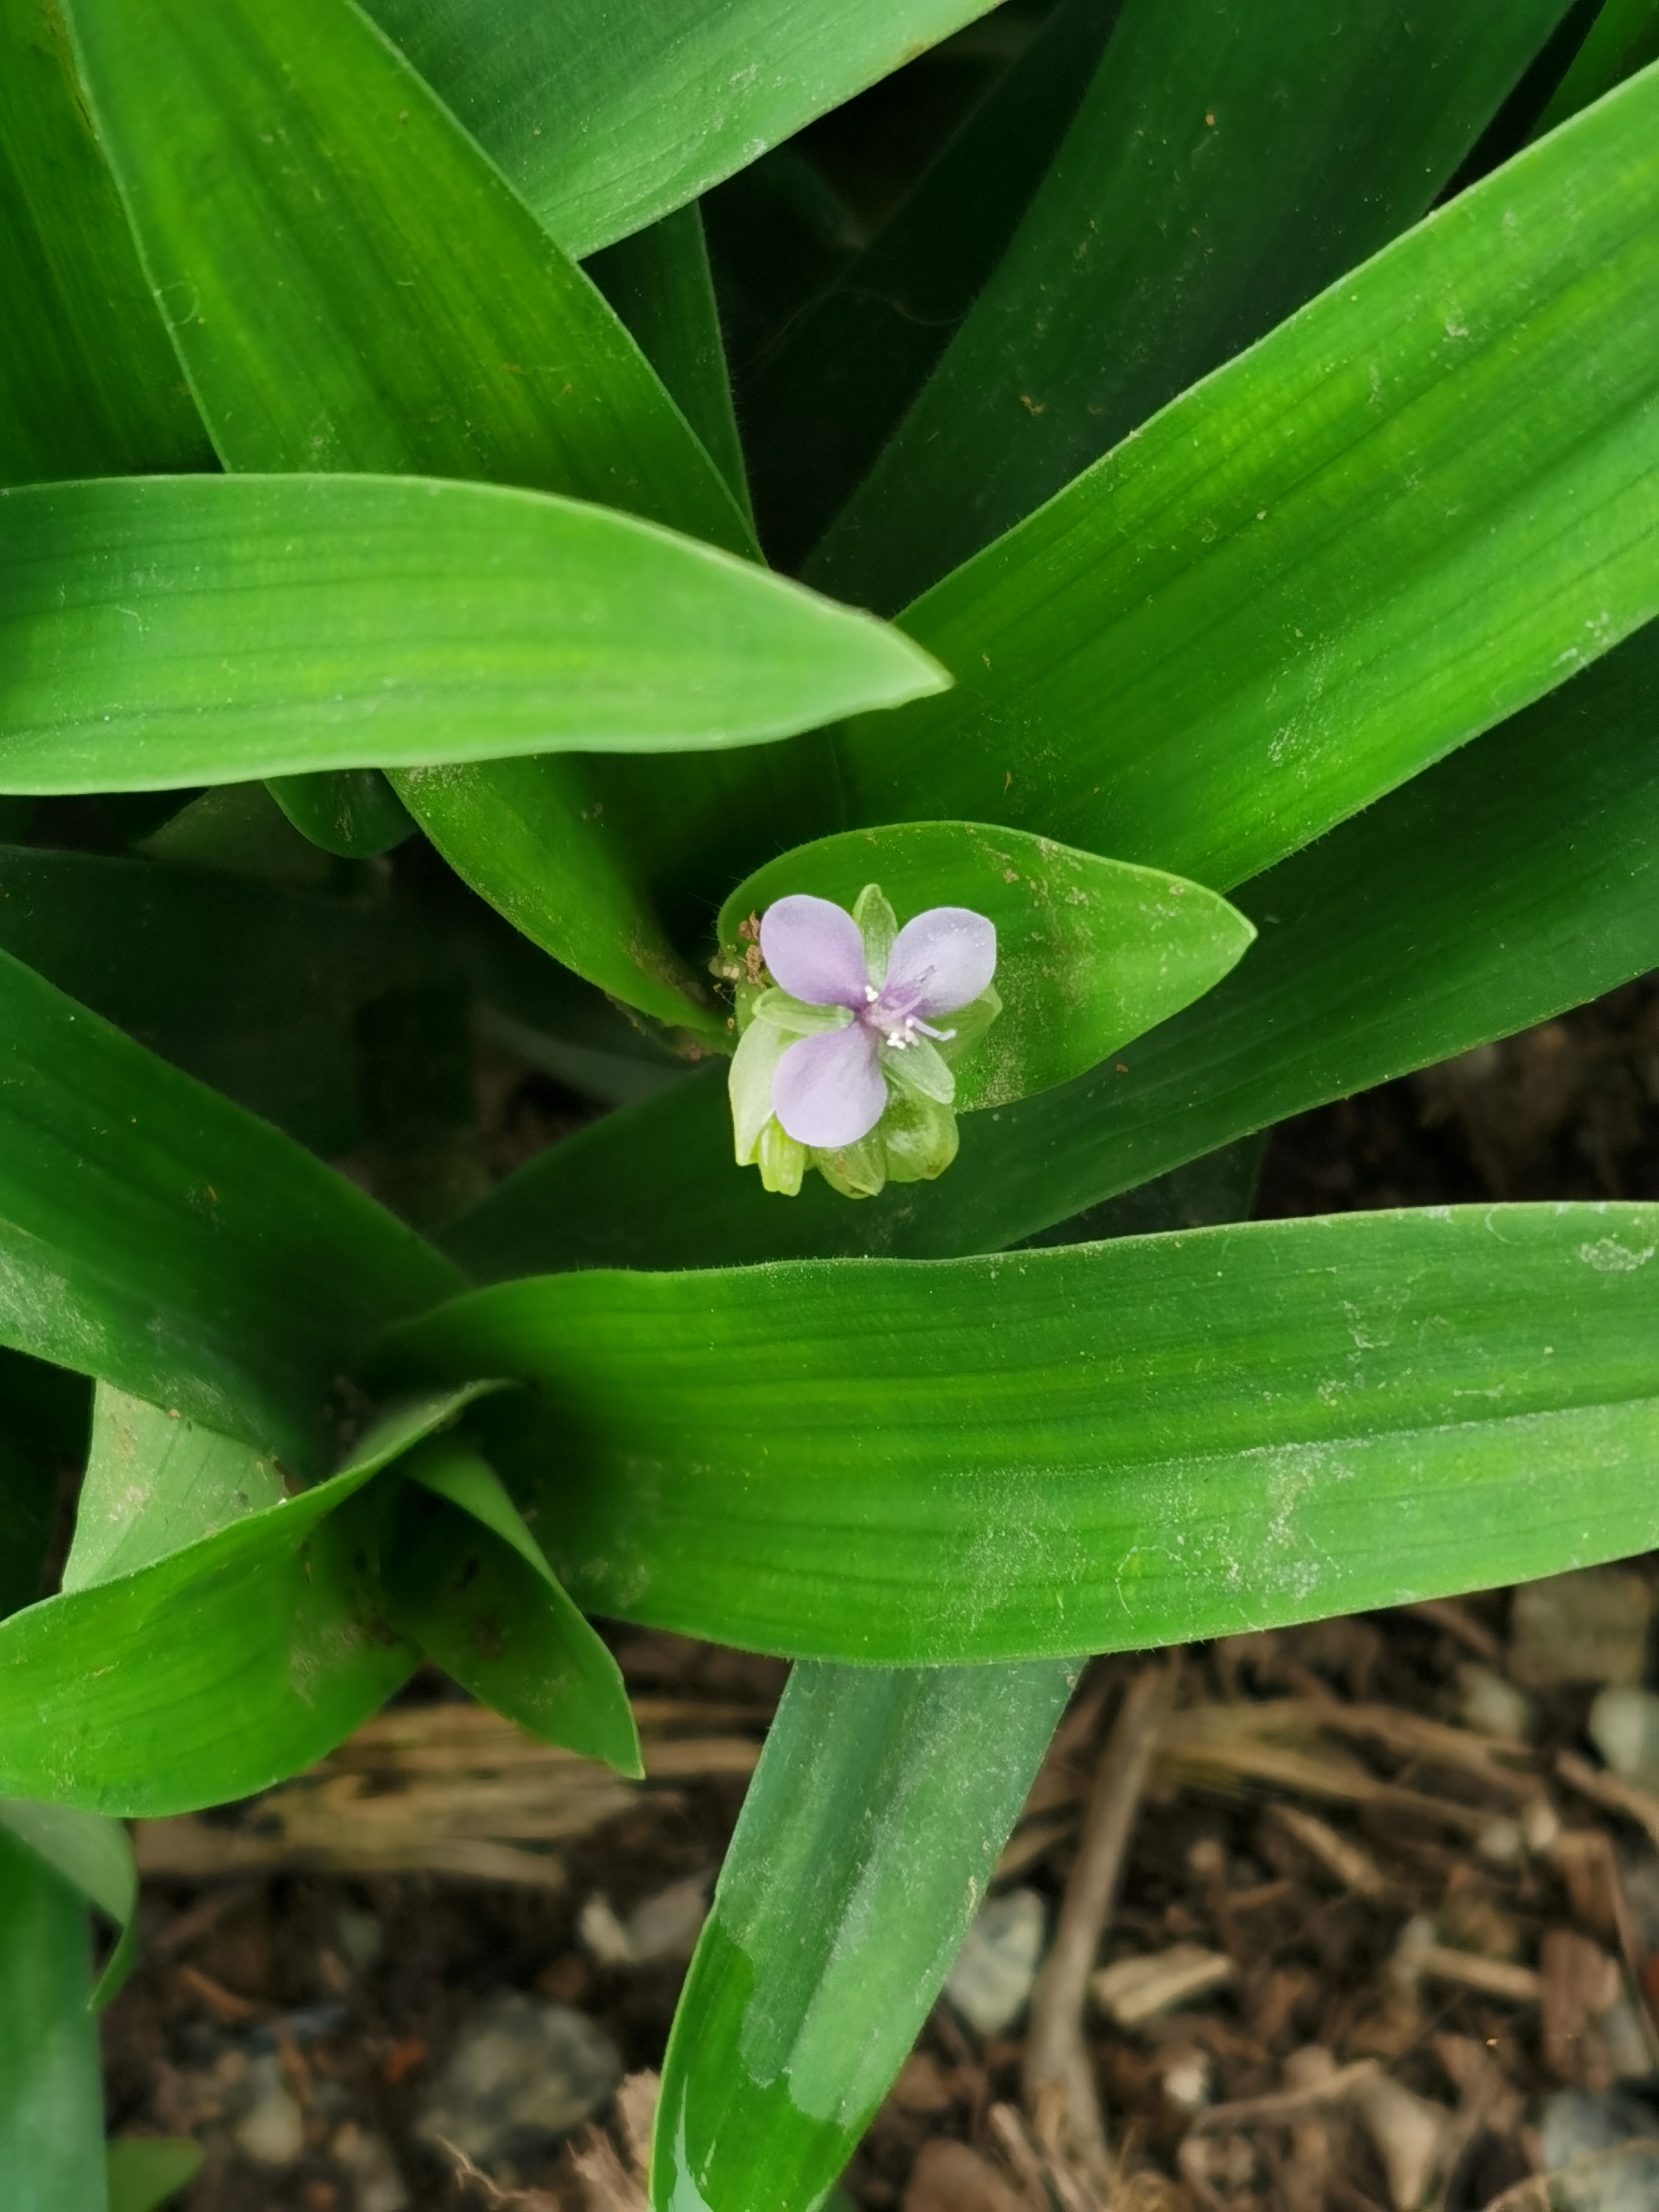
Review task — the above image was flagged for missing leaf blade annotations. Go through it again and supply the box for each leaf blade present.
[827,64,1659,891]
[383,1205,1659,1661]
[0,475,943,794]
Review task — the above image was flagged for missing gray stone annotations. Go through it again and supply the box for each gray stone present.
[944,1888,1045,2037]
[1540,2088,1659,2212]
[416,1992,622,2174]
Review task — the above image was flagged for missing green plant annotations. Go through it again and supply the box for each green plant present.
[1,0,1657,2203]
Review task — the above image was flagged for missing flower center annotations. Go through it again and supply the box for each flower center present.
[860,984,953,1052]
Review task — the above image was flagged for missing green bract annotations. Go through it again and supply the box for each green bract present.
[1,1,1657,2204]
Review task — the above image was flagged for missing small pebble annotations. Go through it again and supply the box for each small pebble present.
[943,1889,1045,2037]
[1456,1663,1532,1741]
[1589,1686,1659,1792]
[1540,2086,1659,2212]
[233,2054,305,2167]
[415,1992,621,2171]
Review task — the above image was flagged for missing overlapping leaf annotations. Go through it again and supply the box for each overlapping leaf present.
[0,1827,106,2211]
[440,612,1659,1276]
[0,945,461,1467]
[364,0,1004,256]
[820,64,1659,892]
[0,1393,480,1815]
[0,475,940,793]
[811,0,1574,608]
[657,1662,1077,2212]
[719,822,1254,1111]
[0,0,209,486]
[386,1205,1659,1661]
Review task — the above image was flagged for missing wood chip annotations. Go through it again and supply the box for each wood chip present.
[1091,1944,1236,2028]
[1557,1749,1659,1851]
[134,1701,760,1886]
[902,2139,1027,2212]
[1265,1804,1395,1901]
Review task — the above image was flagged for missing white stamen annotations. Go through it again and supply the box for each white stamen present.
[863,984,880,1004]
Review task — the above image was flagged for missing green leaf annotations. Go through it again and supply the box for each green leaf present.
[588,206,752,523]
[107,2140,202,2212]
[820,62,1659,895]
[0,0,210,487]
[363,0,1005,256]
[810,0,1574,609]
[383,1435,643,1775]
[1534,0,1659,132]
[655,1145,1262,2212]
[268,770,416,860]
[568,47,1659,972]
[382,1204,1659,1662]
[444,615,1659,1276]
[657,1661,1076,2212]
[719,823,1255,1112]
[0,942,462,1469]
[0,1392,482,1816]
[57,0,902,1032]
[0,839,398,1153]
[0,1795,138,2007]
[0,1826,106,2212]
[745,0,1123,568]
[0,475,943,794]
[61,0,747,551]
[64,1386,286,1595]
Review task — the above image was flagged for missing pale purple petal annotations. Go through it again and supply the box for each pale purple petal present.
[884,907,997,1016]
[760,895,870,1007]
[773,1024,886,1148]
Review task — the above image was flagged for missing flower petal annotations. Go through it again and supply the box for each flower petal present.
[772,1024,886,1148]
[881,1034,955,1105]
[885,906,997,1016]
[728,1017,792,1164]
[759,895,869,1007]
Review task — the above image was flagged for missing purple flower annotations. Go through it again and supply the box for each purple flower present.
[759,893,997,1148]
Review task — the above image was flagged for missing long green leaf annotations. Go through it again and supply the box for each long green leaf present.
[588,207,751,522]
[0,475,942,794]
[0,943,461,1468]
[58,0,922,1031]
[745,0,1124,568]
[0,1827,106,2212]
[440,616,1659,1278]
[106,2142,201,2212]
[821,64,1659,892]
[0,1795,138,2007]
[657,1661,1076,2212]
[0,0,209,486]
[364,0,1004,256]
[0,1392,478,1815]
[720,823,1255,1112]
[62,0,746,548]
[384,1436,642,1774]
[1534,0,1659,132]
[811,0,1573,609]
[64,1386,285,1595]
[383,1205,1659,1662]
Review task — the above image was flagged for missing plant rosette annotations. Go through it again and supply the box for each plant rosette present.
[724,884,1002,1198]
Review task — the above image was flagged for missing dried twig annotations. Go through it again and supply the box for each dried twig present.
[1557,1749,1659,1850]
[1024,1655,1182,2182]
[435,2136,558,2209]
